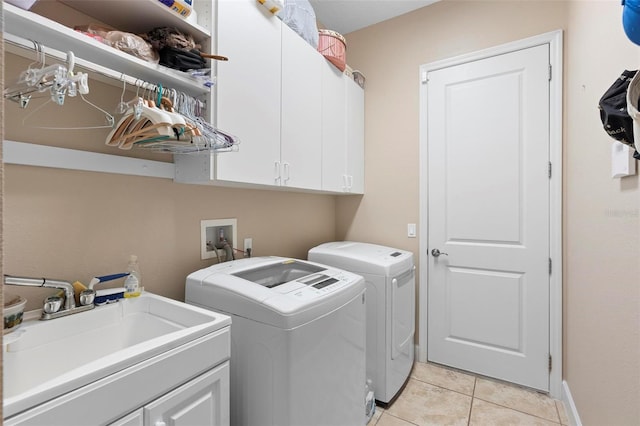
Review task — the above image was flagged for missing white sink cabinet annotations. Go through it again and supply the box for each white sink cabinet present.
[109,365,229,426]
[3,293,231,426]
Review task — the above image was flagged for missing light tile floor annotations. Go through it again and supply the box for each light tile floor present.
[368,362,569,426]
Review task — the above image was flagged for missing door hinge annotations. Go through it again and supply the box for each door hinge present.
[548,64,552,81]
[548,354,552,372]
[548,162,552,179]
[549,258,552,275]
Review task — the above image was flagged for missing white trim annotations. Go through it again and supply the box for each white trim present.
[3,140,175,179]
[417,30,563,398]
[562,380,583,426]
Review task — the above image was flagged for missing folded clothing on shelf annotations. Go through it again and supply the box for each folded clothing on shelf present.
[158,47,206,71]
[75,24,159,64]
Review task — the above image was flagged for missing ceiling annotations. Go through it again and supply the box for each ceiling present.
[308,0,440,35]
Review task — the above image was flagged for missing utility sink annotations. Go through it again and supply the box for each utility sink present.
[3,292,231,419]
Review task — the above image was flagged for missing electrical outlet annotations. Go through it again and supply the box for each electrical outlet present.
[244,238,253,258]
[201,218,237,260]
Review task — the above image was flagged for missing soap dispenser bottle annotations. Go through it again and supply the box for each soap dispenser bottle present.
[124,255,142,298]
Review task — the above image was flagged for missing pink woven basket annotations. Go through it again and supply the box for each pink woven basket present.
[318,29,346,72]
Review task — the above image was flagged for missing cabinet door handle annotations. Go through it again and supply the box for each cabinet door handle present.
[342,174,348,191]
[347,175,353,191]
[283,162,290,183]
[274,161,281,185]
[155,422,167,426]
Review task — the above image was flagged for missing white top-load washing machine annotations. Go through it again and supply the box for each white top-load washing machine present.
[185,256,366,426]
[308,241,415,405]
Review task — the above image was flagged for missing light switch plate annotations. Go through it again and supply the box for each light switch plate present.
[408,223,417,238]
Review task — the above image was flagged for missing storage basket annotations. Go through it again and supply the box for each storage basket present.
[318,29,346,72]
[353,70,366,89]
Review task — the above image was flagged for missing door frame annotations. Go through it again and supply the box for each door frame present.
[418,30,563,398]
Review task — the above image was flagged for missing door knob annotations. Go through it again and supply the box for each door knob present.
[431,248,448,257]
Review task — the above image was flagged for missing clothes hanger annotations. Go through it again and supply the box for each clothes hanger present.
[4,41,62,108]
[21,51,115,130]
[174,90,239,150]
[108,83,181,150]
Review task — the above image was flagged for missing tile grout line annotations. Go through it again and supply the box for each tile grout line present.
[467,377,477,425]
[554,399,566,425]
[384,411,421,426]
[409,374,476,398]
[471,396,563,425]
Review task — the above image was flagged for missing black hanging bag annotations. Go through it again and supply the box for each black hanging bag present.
[598,70,640,159]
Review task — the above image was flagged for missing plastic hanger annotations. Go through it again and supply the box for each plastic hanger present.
[21,51,115,130]
[4,41,57,108]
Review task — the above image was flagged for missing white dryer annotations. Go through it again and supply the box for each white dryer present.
[185,257,366,426]
[309,241,415,405]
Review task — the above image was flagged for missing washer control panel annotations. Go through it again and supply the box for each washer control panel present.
[289,272,353,300]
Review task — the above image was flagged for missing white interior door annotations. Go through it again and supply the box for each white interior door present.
[426,44,551,391]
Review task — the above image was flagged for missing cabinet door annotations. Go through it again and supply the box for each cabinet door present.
[110,409,144,426]
[321,62,347,192]
[144,362,230,426]
[216,0,282,186]
[281,24,322,190]
[346,78,365,194]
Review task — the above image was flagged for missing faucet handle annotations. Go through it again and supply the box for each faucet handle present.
[79,289,96,306]
[43,296,63,314]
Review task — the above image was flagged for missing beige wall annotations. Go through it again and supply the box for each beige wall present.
[563,2,640,424]
[1,1,5,417]
[4,165,337,309]
[341,0,640,424]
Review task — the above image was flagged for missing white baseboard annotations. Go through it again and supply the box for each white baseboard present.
[415,344,426,363]
[562,380,582,426]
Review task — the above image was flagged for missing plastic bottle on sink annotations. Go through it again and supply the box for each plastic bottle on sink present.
[124,255,142,298]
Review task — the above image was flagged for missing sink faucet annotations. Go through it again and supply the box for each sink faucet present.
[4,275,94,320]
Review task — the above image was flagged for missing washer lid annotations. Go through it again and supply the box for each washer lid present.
[185,257,365,329]
[308,241,414,276]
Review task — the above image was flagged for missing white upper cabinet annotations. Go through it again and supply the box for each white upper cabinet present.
[321,66,365,194]
[321,62,348,193]
[280,23,323,190]
[345,78,365,194]
[214,1,323,190]
[215,0,282,186]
